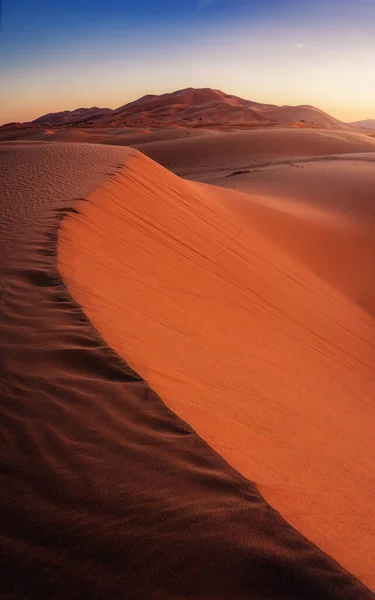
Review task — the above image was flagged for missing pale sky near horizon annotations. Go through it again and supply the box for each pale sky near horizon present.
[0,0,374,124]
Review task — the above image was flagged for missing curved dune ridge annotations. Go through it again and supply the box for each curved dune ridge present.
[1,143,373,599]
[59,145,375,592]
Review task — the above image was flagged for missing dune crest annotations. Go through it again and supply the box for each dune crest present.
[2,142,373,598]
[59,148,375,590]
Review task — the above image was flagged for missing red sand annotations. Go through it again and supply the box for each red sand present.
[1,141,373,599]
[1,87,352,133]
[59,139,375,591]
[134,128,375,179]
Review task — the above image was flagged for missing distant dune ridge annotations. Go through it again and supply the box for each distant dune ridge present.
[1,87,366,134]
[350,119,375,131]
[32,106,112,126]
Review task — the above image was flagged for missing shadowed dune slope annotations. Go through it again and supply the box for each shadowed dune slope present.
[2,141,373,598]
[59,148,375,592]
[134,127,375,178]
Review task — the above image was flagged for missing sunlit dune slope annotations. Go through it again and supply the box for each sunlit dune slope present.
[209,152,375,316]
[59,149,375,590]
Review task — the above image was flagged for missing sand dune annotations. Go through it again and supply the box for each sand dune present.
[0,88,277,131]
[0,124,213,145]
[209,153,375,315]
[1,141,373,598]
[59,146,375,591]
[260,104,347,129]
[350,119,375,131]
[1,87,359,134]
[135,128,375,178]
[2,98,373,152]
[32,107,112,126]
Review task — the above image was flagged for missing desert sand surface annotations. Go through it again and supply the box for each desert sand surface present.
[134,127,375,177]
[2,121,374,152]
[205,153,375,315]
[350,120,375,131]
[58,135,375,592]
[1,141,373,599]
[0,124,212,146]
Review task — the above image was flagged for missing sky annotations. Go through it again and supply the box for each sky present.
[0,0,374,124]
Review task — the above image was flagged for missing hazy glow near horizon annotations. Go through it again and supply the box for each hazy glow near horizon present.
[1,0,374,124]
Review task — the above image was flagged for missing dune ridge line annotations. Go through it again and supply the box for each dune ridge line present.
[59,146,375,592]
[1,141,373,598]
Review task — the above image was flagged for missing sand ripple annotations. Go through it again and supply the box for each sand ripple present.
[2,143,373,598]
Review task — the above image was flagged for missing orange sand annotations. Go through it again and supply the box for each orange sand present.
[4,141,373,598]
[59,141,375,591]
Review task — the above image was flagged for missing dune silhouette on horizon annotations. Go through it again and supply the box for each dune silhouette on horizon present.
[1,87,361,135]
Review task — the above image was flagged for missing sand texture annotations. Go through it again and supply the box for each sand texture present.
[134,128,375,178]
[58,139,375,590]
[2,123,375,153]
[1,141,373,599]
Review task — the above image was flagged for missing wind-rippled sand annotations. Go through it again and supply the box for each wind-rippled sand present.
[1,139,374,599]
[59,133,375,592]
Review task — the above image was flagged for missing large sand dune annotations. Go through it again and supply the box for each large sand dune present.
[1,141,374,599]
[2,87,353,132]
[59,145,375,591]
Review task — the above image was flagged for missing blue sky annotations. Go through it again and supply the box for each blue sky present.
[1,0,374,123]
